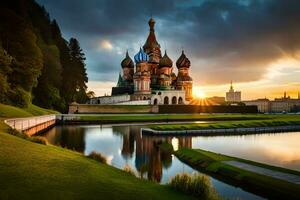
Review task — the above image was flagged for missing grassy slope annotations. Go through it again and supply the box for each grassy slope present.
[175,148,300,199]
[0,103,59,118]
[0,104,193,200]
[150,115,300,131]
[0,131,193,200]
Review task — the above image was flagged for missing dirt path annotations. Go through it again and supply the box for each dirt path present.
[223,160,300,185]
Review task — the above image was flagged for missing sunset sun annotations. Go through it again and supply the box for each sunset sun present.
[194,89,206,99]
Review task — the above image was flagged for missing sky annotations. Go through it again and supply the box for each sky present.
[37,0,300,100]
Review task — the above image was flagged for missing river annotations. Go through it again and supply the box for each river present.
[41,124,300,200]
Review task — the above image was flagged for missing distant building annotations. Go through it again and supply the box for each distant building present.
[244,98,270,113]
[244,92,300,113]
[226,81,241,102]
[271,92,300,113]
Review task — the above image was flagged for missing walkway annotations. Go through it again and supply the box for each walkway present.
[223,160,300,185]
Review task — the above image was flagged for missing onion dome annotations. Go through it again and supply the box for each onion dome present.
[159,50,173,68]
[134,48,149,63]
[121,51,134,68]
[176,50,191,69]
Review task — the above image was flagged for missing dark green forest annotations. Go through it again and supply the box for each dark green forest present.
[0,0,90,112]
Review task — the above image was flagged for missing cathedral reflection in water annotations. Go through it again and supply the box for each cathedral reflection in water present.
[113,126,192,182]
[43,125,192,183]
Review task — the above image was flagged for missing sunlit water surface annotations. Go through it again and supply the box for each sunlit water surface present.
[43,124,300,200]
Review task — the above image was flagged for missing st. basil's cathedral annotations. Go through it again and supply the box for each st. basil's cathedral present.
[111,17,193,105]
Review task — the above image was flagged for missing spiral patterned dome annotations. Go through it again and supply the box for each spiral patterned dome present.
[121,51,134,68]
[159,50,173,68]
[176,50,190,69]
[134,48,149,63]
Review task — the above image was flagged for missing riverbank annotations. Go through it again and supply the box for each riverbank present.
[143,115,300,135]
[58,113,270,124]
[0,104,195,200]
[175,148,300,199]
[142,125,300,136]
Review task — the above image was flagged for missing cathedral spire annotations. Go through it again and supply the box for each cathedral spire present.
[284,91,287,99]
[149,17,155,31]
[229,81,234,92]
[143,17,161,63]
[144,18,160,50]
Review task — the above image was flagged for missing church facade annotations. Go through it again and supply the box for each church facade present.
[111,18,193,105]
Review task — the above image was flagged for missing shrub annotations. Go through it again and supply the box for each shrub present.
[169,173,221,200]
[29,136,48,145]
[123,165,136,176]
[88,151,107,164]
[8,86,31,108]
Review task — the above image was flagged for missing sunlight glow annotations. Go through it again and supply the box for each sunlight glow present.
[193,88,206,99]
[171,138,179,151]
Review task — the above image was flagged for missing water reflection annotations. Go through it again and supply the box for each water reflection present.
[192,133,300,171]
[44,125,192,183]
[113,126,192,182]
[45,126,86,152]
[43,125,266,200]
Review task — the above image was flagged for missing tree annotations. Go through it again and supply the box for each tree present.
[0,1,89,111]
[0,7,43,107]
[32,45,64,110]
[61,38,88,104]
[0,43,12,103]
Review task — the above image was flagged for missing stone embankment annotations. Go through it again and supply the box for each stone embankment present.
[4,115,57,136]
[142,125,300,136]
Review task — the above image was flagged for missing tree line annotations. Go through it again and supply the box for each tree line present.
[0,0,91,112]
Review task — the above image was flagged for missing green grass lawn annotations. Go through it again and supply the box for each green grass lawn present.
[0,103,59,118]
[0,103,194,200]
[0,129,194,200]
[150,115,300,131]
[77,113,270,123]
[175,148,300,199]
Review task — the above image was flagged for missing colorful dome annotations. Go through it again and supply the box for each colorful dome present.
[121,51,134,68]
[134,48,149,63]
[176,50,191,69]
[159,50,173,68]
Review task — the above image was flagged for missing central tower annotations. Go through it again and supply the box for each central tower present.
[143,18,162,89]
[143,18,161,63]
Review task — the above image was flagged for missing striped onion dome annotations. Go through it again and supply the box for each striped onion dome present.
[176,50,191,69]
[134,47,149,63]
[121,51,134,68]
[159,50,173,68]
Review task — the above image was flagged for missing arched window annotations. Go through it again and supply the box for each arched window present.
[164,96,169,105]
[172,96,177,104]
[178,97,183,104]
[154,99,158,105]
[143,96,147,100]
[158,92,162,95]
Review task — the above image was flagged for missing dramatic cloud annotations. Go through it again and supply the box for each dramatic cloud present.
[37,0,300,93]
